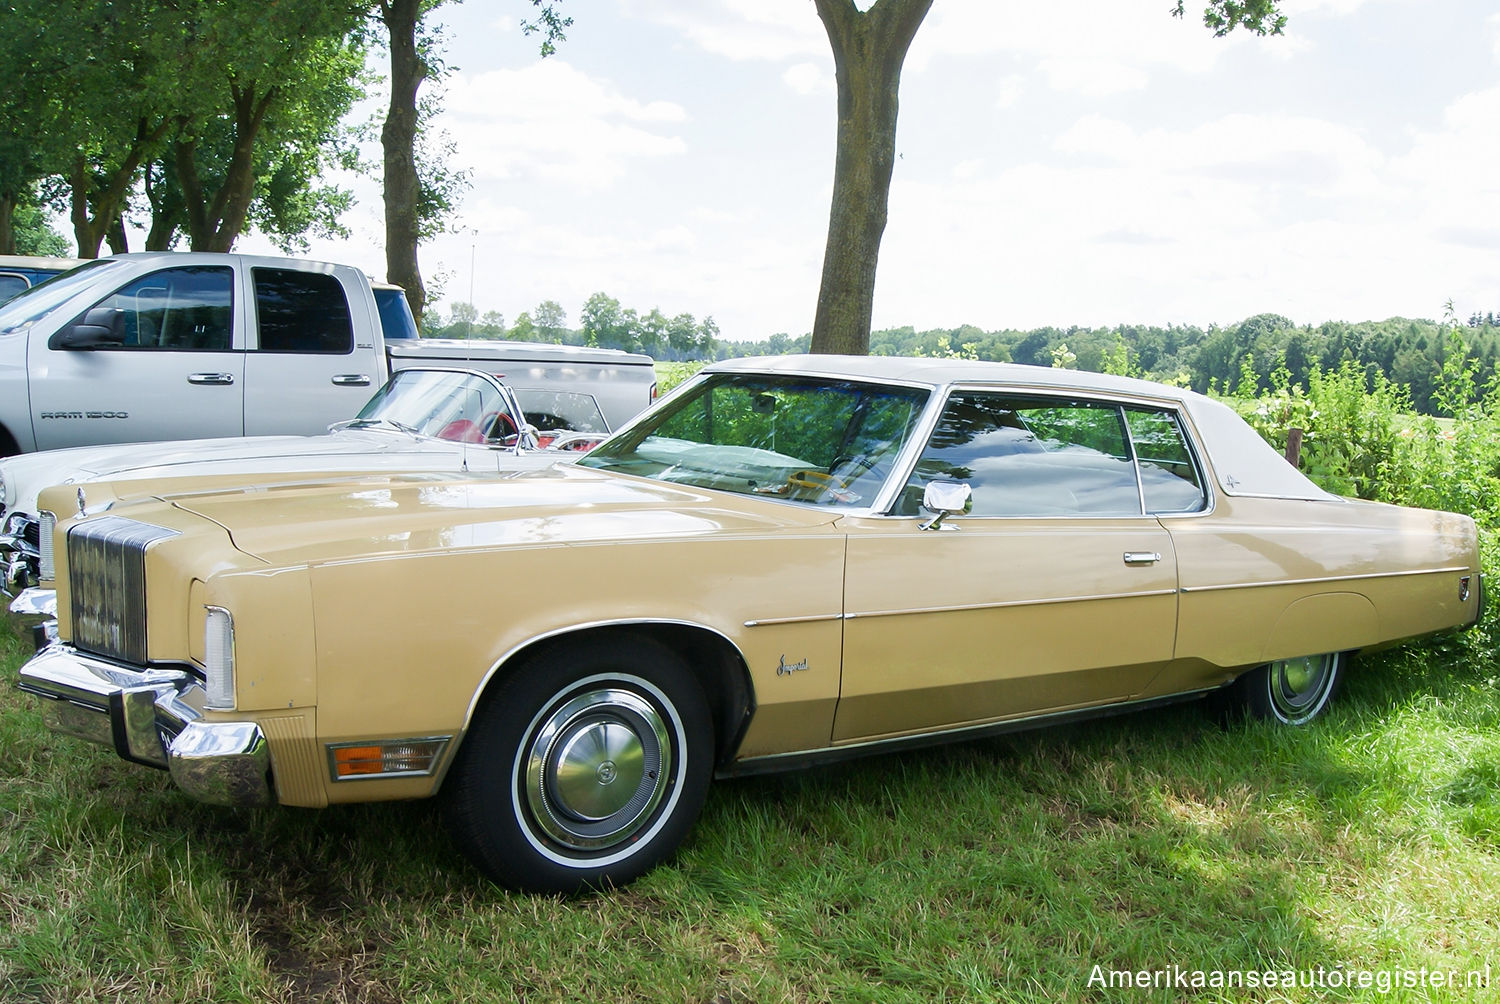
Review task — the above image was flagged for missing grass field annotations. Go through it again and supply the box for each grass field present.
[2,611,1497,1003]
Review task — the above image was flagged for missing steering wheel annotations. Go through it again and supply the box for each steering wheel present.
[829,452,890,489]
[786,469,860,504]
[479,411,517,442]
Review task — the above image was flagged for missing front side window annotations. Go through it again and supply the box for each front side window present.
[580,374,929,507]
[79,266,233,350]
[253,268,353,353]
[897,392,1205,517]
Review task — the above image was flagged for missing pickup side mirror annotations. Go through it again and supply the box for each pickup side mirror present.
[49,307,126,350]
[919,479,972,531]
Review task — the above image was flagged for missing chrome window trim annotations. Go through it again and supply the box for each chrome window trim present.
[871,381,1216,522]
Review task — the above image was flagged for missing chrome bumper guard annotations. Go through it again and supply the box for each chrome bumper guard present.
[16,644,273,807]
[2,511,42,596]
[6,587,58,650]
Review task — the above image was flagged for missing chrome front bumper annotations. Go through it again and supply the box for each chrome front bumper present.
[6,587,57,649]
[16,644,273,807]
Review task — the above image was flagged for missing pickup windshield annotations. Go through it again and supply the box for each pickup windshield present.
[580,373,930,507]
[0,259,118,335]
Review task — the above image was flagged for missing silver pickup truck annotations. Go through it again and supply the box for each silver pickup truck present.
[0,252,656,456]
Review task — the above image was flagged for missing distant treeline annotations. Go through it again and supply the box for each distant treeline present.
[424,295,1500,417]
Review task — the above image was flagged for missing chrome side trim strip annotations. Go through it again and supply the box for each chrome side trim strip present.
[720,687,1218,777]
[1179,565,1471,594]
[742,613,844,628]
[844,588,1179,621]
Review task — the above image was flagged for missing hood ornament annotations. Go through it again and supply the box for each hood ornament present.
[77,486,87,516]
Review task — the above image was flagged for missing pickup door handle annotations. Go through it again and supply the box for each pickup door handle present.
[1123,551,1162,566]
[332,374,371,387]
[187,372,235,386]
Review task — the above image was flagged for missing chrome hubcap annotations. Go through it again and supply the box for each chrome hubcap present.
[523,688,671,852]
[1268,654,1335,719]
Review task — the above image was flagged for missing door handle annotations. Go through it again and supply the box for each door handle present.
[332,374,371,387]
[1123,551,1162,565]
[187,372,235,385]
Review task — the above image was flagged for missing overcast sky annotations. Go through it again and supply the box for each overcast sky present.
[238,0,1500,342]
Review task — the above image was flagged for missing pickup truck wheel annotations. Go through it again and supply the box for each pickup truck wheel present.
[1230,652,1344,726]
[445,638,713,893]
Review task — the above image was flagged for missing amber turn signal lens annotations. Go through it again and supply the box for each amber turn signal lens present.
[333,746,386,777]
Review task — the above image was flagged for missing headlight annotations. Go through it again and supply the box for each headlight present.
[204,606,236,710]
[38,511,56,581]
[0,465,8,512]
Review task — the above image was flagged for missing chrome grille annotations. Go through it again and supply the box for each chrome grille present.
[68,516,179,664]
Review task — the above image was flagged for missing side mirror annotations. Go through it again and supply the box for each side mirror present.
[920,480,972,531]
[49,307,126,350]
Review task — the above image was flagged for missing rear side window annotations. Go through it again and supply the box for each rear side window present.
[0,273,29,303]
[1125,408,1205,513]
[253,268,353,353]
[898,392,1205,517]
[373,286,418,340]
[83,266,233,350]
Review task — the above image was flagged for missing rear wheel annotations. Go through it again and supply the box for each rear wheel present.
[1228,652,1344,725]
[444,637,713,893]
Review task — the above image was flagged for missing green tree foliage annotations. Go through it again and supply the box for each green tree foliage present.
[427,292,717,359]
[0,2,75,252]
[7,199,69,257]
[153,6,366,252]
[8,0,363,257]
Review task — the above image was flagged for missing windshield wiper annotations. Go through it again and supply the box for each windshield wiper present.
[332,417,423,439]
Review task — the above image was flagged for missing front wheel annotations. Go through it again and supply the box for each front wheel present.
[444,638,713,893]
[1227,651,1345,726]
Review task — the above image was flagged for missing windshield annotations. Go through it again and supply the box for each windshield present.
[579,373,930,507]
[514,389,608,433]
[0,259,118,335]
[348,369,523,444]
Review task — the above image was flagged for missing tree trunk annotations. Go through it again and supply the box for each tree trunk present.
[176,83,274,252]
[809,0,932,355]
[144,161,181,250]
[0,194,13,254]
[105,215,129,254]
[68,117,172,258]
[380,0,428,328]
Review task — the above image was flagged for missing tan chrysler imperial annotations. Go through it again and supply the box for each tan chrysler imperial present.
[15,356,1482,892]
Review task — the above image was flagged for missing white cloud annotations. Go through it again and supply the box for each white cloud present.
[909,0,1239,82]
[622,0,825,62]
[1052,112,1386,205]
[783,61,833,96]
[1390,85,1500,248]
[441,61,687,192]
[994,74,1024,109]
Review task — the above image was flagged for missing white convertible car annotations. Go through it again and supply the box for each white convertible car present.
[0,367,600,608]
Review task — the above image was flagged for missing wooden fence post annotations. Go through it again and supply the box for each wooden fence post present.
[1285,427,1303,467]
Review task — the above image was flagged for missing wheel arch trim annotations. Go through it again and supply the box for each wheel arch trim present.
[460,618,757,768]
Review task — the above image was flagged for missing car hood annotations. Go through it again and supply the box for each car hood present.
[157,464,838,567]
[3,429,562,515]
